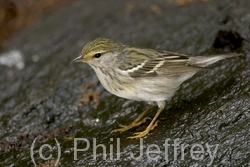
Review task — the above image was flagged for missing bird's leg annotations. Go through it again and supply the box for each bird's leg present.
[112,104,154,133]
[127,106,164,139]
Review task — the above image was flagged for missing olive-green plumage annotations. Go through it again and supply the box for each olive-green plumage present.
[74,38,242,139]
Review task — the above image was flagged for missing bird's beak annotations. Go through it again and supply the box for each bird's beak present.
[73,55,84,63]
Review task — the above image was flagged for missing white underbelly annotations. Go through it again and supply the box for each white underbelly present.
[92,66,195,102]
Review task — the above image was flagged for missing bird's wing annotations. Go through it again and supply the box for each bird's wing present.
[118,48,204,78]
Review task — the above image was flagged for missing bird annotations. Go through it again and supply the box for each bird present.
[73,38,242,139]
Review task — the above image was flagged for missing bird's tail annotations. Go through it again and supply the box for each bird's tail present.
[188,53,243,67]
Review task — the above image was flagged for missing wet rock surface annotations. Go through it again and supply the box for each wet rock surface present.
[0,0,249,166]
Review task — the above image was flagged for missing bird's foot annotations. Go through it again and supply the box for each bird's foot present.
[111,117,151,133]
[127,120,159,139]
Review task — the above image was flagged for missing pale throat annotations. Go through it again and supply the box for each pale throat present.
[90,65,114,92]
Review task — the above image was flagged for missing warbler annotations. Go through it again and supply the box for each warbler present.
[73,38,241,139]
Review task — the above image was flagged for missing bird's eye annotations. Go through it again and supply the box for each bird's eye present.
[94,53,101,58]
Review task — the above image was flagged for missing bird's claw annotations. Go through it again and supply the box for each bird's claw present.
[111,118,150,134]
[127,121,159,139]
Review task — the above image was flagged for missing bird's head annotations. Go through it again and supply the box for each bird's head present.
[73,38,122,67]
